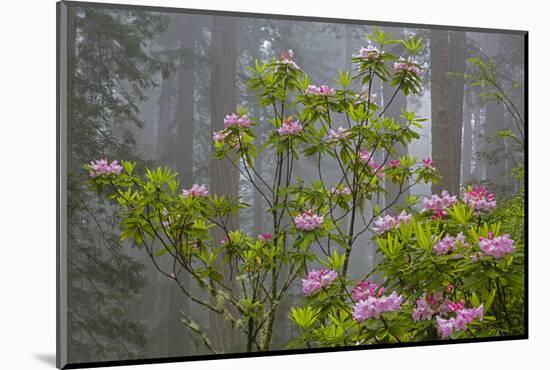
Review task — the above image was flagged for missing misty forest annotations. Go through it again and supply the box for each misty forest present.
[64,4,525,364]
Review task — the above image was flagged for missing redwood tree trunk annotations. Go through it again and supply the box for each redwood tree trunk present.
[209,15,239,353]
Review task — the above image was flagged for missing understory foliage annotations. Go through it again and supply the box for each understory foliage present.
[85,29,525,353]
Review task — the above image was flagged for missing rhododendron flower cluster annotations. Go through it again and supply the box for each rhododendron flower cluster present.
[422,158,435,170]
[352,292,404,322]
[372,210,412,234]
[478,233,515,259]
[463,186,496,212]
[328,127,351,141]
[258,233,273,242]
[422,190,458,219]
[433,232,467,255]
[212,129,229,143]
[357,46,384,61]
[223,112,251,128]
[182,184,209,198]
[359,149,384,178]
[294,210,324,231]
[412,291,460,322]
[301,269,338,296]
[330,186,352,196]
[305,84,336,96]
[394,57,420,76]
[436,304,484,338]
[276,49,300,70]
[277,118,303,136]
[351,280,385,302]
[389,159,400,168]
[88,158,123,177]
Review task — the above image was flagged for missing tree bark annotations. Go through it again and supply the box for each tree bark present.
[209,15,239,353]
[449,31,467,191]
[430,29,457,195]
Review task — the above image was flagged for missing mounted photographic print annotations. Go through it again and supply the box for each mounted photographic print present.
[57,1,528,368]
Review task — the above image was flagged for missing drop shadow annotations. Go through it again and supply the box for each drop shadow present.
[34,353,56,367]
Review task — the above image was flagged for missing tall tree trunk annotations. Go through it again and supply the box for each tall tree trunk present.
[485,100,505,191]
[430,29,457,195]
[209,15,238,353]
[461,104,473,186]
[449,31,467,191]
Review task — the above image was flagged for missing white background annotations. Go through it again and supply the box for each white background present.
[0,0,546,369]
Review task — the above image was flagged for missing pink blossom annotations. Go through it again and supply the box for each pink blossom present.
[351,280,384,302]
[394,57,420,76]
[422,158,434,169]
[277,49,300,70]
[328,127,351,141]
[258,233,273,242]
[358,46,385,61]
[213,129,229,143]
[182,184,209,198]
[294,210,324,231]
[277,118,303,136]
[412,295,438,321]
[436,304,484,338]
[88,158,123,177]
[478,233,515,259]
[359,149,384,178]
[352,292,403,322]
[305,84,336,96]
[389,159,401,168]
[330,186,352,196]
[463,186,496,212]
[422,190,458,217]
[433,232,467,255]
[447,299,465,312]
[223,112,251,128]
[372,210,412,235]
[301,269,338,296]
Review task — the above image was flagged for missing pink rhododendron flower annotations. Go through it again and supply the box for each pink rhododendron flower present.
[212,129,229,143]
[258,233,273,242]
[433,232,467,255]
[447,299,465,312]
[422,190,458,218]
[412,295,439,321]
[422,158,435,169]
[277,118,303,136]
[331,186,352,196]
[389,159,401,168]
[351,280,384,302]
[88,158,123,177]
[352,292,403,322]
[182,184,209,198]
[294,210,324,231]
[305,84,336,96]
[328,127,351,141]
[359,149,384,178]
[478,233,515,259]
[372,210,412,235]
[436,304,484,338]
[463,186,496,212]
[301,269,338,296]
[394,57,420,76]
[223,112,251,128]
[358,46,385,61]
[276,49,300,70]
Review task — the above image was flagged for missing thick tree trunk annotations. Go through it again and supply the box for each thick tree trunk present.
[485,100,505,190]
[209,15,239,353]
[430,29,456,195]
[449,31,467,190]
[461,104,473,186]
